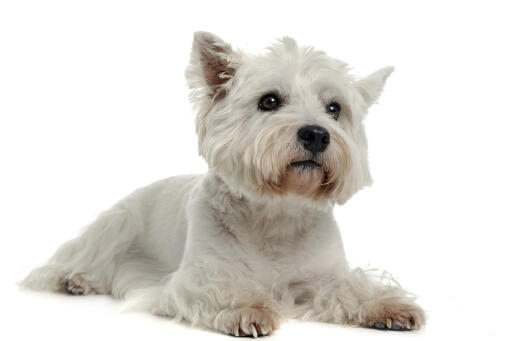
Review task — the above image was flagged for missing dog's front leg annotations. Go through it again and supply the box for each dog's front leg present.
[156,263,280,337]
[153,186,280,336]
[291,269,425,331]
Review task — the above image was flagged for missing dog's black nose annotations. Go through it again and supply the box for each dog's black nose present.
[297,125,330,153]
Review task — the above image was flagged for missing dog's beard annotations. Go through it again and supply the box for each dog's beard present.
[279,160,326,197]
[256,134,351,201]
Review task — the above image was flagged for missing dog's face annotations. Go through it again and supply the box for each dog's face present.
[186,32,393,206]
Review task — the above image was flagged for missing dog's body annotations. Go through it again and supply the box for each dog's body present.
[22,32,425,336]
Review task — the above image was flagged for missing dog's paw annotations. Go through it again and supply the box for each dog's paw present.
[64,274,96,295]
[361,298,425,331]
[215,307,279,337]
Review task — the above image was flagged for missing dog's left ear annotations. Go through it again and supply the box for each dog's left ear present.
[186,31,239,101]
[355,66,394,107]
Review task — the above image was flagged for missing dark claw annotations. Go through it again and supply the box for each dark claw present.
[228,333,268,338]
[66,288,80,295]
[373,322,386,330]
[391,323,403,330]
[64,280,74,295]
[372,321,411,332]
[64,280,83,295]
[393,323,411,331]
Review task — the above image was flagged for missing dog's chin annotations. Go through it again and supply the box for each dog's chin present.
[277,161,326,198]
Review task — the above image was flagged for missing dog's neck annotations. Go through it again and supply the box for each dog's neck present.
[204,172,333,242]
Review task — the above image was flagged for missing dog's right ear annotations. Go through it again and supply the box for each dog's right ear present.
[355,66,394,108]
[186,31,239,102]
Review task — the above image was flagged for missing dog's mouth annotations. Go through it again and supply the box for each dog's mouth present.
[289,160,321,169]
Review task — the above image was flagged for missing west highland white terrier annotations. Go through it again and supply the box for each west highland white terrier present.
[22,32,425,336]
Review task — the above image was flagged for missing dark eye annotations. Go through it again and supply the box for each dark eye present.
[326,102,341,119]
[258,93,281,111]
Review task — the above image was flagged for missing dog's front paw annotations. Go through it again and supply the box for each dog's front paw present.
[215,307,279,337]
[360,298,425,331]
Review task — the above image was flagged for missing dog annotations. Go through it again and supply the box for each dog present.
[22,32,425,336]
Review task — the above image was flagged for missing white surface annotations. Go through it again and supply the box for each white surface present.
[1,0,510,340]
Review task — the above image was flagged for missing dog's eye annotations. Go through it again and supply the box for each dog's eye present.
[326,102,341,119]
[258,93,281,111]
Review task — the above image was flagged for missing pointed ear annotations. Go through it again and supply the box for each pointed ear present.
[186,31,238,101]
[355,66,394,106]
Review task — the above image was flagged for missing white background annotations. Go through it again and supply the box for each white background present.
[1,0,510,340]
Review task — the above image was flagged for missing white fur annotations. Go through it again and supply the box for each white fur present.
[22,32,425,335]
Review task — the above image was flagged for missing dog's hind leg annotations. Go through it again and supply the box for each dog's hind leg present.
[22,202,142,295]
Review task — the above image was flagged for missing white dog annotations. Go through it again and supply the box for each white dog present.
[22,32,425,336]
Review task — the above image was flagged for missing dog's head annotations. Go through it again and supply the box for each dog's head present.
[186,32,393,206]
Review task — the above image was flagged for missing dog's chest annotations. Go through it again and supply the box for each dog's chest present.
[206,180,343,280]
[221,207,340,279]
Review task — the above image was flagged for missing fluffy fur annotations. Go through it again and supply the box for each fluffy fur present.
[22,32,425,336]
